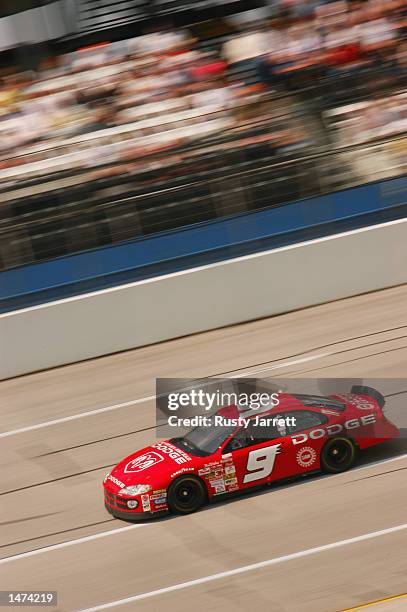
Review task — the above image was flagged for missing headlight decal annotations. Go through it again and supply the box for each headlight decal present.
[119,484,151,496]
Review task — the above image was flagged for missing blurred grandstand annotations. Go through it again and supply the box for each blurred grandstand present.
[0,0,405,270]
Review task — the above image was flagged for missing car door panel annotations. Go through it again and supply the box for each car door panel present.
[225,437,293,490]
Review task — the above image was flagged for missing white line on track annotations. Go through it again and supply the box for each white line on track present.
[0,523,146,565]
[0,395,156,439]
[0,353,331,438]
[78,523,407,611]
[1,453,406,565]
[230,352,331,378]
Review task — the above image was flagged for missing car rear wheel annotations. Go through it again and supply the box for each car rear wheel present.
[321,437,356,473]
[167,476,207,515]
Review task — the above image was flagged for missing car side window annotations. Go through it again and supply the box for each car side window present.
[224,419,283,453]
[224,427,252,452]
[286,410,328,434]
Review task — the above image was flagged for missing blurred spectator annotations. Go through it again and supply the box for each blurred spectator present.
[0,75,23,117]
[189,79,232,110]
[189,53,227,81]
[132,23,195,56]
[359,13,397,50]
[0,1,404,183]
[222,22,271,82]
[72,106,116,136]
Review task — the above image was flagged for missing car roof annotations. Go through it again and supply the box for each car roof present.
[236,393,346,419]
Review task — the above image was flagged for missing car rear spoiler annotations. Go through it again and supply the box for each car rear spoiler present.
[351,385,385,410]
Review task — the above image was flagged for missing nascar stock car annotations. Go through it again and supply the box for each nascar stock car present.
[103,386,399,520]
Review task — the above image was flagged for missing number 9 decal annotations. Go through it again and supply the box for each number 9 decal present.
[243,444,281,484]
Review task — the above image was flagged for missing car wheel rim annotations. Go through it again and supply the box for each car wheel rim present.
[174,482,199,509]
[327,441,352,467]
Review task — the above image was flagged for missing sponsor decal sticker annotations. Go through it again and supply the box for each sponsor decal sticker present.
[350,399,375,410]
[208,470,223,481]
[153,442,192,465]
[151,491,167,500]
[125,452,164,473]
[209,478,225,487]
[141,493,151,512]
[170,467,195,478]
[337,394,375,410]
[107,475,125,488]
[296,446,317,468]
[291,414,376,445]
[152,495,167,505]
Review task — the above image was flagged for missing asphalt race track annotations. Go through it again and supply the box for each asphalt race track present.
[1,284,407,612]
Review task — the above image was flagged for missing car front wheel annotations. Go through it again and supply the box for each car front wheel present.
[167,476,207,515]
[321,437,357,473]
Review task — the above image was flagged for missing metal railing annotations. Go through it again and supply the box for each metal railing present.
[0,133,405,271]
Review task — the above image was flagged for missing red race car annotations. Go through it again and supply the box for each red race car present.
[103,386,399,520]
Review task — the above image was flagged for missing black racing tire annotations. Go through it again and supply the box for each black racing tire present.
[351,385,385,409]
[167,475,207,515]
[321,437,357,474]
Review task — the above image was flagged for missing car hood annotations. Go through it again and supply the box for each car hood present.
[106,440,198,492]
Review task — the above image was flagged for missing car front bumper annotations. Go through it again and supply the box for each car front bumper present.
[104,487,169,520]
[104,501,168,521]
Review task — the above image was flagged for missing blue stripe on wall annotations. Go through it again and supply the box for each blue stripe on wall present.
[0,175,406,312]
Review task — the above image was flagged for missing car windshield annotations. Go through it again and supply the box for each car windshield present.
[170,418,237,456]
